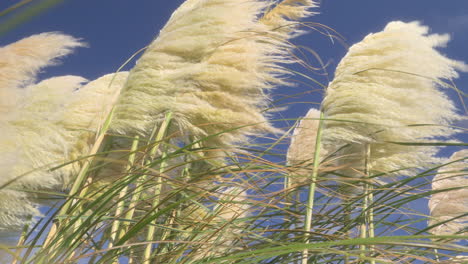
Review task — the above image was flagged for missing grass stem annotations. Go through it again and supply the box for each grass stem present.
[108,136,140,263]
[301,111,324,264]
[141,112,173,264]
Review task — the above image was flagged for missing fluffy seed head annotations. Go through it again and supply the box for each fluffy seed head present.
[321,21,468,176]
[0,72,128,229]
[0,32,85,114]
[428,150,467,236]
[286,108,321,183]
[111,0,316,153]
[261,0,317,37]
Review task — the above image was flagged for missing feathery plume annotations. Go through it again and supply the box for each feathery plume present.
[0,72,128,229]
[321,21,468,177]
[286,108,321,184]
[0,33,85,114]
[0,75,86,229]
[57,72,129,186]
[428,150,467,236]
[261,0,317,37]
[111,0,316,156]
[2,76,87,189]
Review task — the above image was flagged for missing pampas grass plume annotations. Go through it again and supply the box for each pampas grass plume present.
[0,34,86,215]
[0,32,85,114]
[321,21,468,176]
[428,149,467,236]
[1,75,87,229]
[261,0,317,37]
[0,71,127,229]
[111,0,316,154]
[287,108,321,184]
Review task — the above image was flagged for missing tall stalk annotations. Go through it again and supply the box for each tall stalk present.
[42,129,107,251]
[301,110,324,264]
[140,112,173,264]
[42,74,124,258]
[368,191,375,264]
[11,215,31,264]
[359,143,374,264]
[108,135,140,263]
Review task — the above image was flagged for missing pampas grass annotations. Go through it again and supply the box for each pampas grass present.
[429,149,467,236]
[322,21,468,179]
[111,0,314,156]
[0,33,84,114]
[287,108,322,184]
[0,75,87,229]
[2,2,468,264]
[0,70,127,229]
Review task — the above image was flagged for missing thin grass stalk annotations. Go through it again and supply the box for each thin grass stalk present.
[108,135,140,262]
[434,248,440,262]
[42,83,121,259]
[358,143,372,263]
[63,174,98,263]
[301,110,324,264]
[364,144,376,264]
[11,215,31,264]
[368,194,375,264]
[344,212,351,264]
[149,209,179,263]
[359,202,368,263]
[116,128,172,264]
[116,125,161,242]
[0,0,34,17]
[110,114,173,263]
[0,0,64,36]
[143,153,167,264]
[138,112,173,264]
[87,234,109,264]
[42,133,101,247]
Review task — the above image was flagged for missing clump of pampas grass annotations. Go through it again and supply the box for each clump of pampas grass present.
[0,33,85,228]
[428,149,467,236]
[0,32,129,228]
[0,72,127,229]
[111,0,316,160]
[321,21,468,179]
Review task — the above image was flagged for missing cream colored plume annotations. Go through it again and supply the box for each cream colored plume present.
[0,32,85,114]
[321,21,468,177]
[428,150,467,236]
[0,72,128,229]
[0,75,86,229]
[111,0,316,154]
[286,108,321,184]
